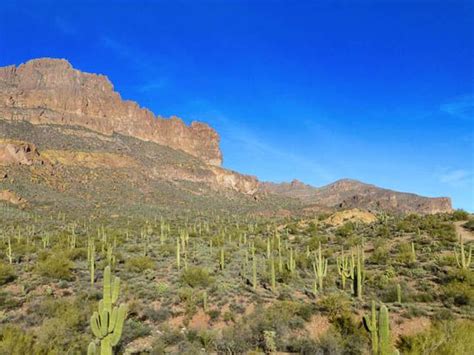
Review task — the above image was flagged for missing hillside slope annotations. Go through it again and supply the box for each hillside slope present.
[261,179,452,214]
[0,58,453,216]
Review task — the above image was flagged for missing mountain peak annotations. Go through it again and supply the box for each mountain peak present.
[0,58,222,166]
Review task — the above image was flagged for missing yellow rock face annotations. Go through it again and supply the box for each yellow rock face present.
[41,150,139,169]
[324,208,377,226]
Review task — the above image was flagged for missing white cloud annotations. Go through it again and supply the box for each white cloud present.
[439,169,473,187]
[440,94,474,120]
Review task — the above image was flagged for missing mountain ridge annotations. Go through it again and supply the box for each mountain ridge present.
[260,178,452,214]
[0,58,453,215]
[0,58,222,166]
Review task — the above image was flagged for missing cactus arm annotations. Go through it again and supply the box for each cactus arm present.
[112,277,120,304]
[91,312,102,338]
[87,342,97,355]
[103,267,112,312]
[108,307,118,333]
[378,305,390,355]
[99,310,109,338]
[110,304,127,346]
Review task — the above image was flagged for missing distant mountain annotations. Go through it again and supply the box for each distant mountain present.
[260,179,452,214]
[0,58,453,216]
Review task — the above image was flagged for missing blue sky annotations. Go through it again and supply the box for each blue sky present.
[1,0,473,210]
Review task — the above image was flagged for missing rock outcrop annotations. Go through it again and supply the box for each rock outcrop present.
[0,139,42,166]
[261,178,453,214]
[0,58,222,166]
[0,190,26,206]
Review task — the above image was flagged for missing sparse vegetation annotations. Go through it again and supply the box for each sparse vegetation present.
[0,198,472,353]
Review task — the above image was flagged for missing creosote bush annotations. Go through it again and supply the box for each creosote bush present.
[36,255,74,280]
[180,266,214,288]
[0,262,16,285]
[125,256,154,272]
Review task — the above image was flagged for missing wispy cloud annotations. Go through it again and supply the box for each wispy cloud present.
[135,79,167,93]
[439,169,473,187]
[189,103,333,182]
[440,94,474,120]
[54,16,77,36]
[100,36,167,92]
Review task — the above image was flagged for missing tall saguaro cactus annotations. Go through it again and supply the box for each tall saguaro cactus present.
[378,305,391,355]
[455,236,472,270]
[337,251,352,290]
[89,266,127,355]
[363,302,394,355]
[363,301,378,354]
[314,242,328,290]
[353,245,365,300]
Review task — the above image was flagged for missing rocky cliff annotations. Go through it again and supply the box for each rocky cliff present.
[0,58,222,166]
[261,179,453,214]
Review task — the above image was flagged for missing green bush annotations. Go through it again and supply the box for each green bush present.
[180,266,213,288]
[0,326,40,355]
[36,255,74,281]
[398,320,474,354]
[452,210,469,221]
[463,219,474,232]
[0,262,16,285]
[442,281,474,307]
[125,256,154,273]
[318,292,351,321]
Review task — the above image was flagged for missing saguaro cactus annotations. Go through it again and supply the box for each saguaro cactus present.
[337,251,351,290]
[363,302,394,355]
[353,246,364,300]
[89,242,96,286]
[7,236,13,264]
[410,242,416,263]
[378,304,391,355]
[314,243,328,290]
[252,243,257,290]
[287,248,296,274]
[220,247,225,270]
[89,266,127,355]
[455,236,472,270]
[176,238,181,270]
[363,301,378,354]
[396,284,402,304]
[270,257,276,292]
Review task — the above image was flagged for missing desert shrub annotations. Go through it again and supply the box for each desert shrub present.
[196,329,216,351]
[318,292,351,321]
[125,256,154,272]
[120,319,151,347]
[442,281,474,307]
[369,245,390,265]
[332,313,368,354]
[0,262,16,285]
[36,298,87,328]
[307,235,329,250]
[160,326,185,346]
[335,222,355,238]
[463,219,474,232]
[155,281,170,296]
[286,337,324,354]
[36,255,74,280]
[0,326,42,355]
[452,209,469,221]
[67,247,87,260]
[398,319,474,354]
[208,309,220,321]
[216,322,255,353]
[0,291,23,311]
[396,243,415,264]
[180,266,213,288]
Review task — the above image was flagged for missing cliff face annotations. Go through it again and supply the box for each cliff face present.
[260,179,453,214]
[0,58,222,166]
